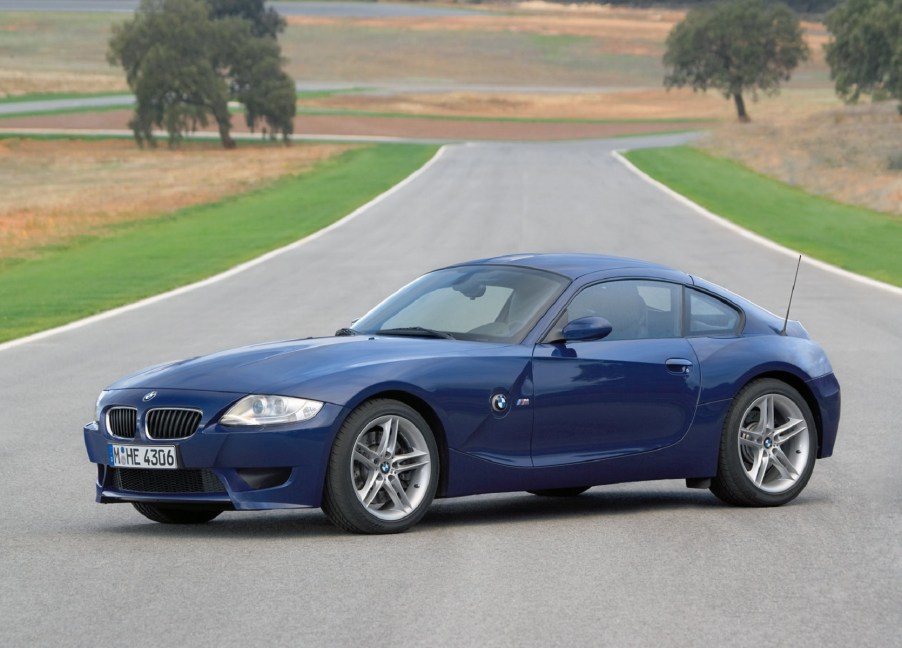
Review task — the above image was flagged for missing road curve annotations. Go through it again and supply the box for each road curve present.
[0,136,898,647]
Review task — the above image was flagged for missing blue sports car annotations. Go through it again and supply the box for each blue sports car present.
[84,254,840,534]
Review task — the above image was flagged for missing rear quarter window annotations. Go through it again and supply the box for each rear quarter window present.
[686,289,741,336]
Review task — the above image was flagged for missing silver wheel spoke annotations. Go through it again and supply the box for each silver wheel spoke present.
[771,448,800,480]
[774,418,805,445]
[751,450,769,486]
[354,441,380,464]
[739,426,765,448]
[359,471,382,506]
[393,449,429,473]
[382,475,413,514]
[376,417,399,456]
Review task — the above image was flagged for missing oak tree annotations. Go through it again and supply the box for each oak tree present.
[824,0,902,113]
[108,0,296,148]
[663,0,809,122]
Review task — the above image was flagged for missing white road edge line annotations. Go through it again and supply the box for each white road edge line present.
[0,145,449,354]
[612,149,902,298]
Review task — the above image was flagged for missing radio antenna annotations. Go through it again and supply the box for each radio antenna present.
[781,255,802,336]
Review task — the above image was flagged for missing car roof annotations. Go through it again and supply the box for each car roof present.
[451,253,677,280]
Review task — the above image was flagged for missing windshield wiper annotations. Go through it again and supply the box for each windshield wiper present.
[376,327,456,340]
[334,327,358,337]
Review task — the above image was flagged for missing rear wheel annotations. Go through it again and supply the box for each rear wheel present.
[132,503,222,524]
[711,379,817,507]
[528,487,590,497]
[322,399,439,534]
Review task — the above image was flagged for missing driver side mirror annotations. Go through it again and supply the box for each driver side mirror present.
[561,316,613,342]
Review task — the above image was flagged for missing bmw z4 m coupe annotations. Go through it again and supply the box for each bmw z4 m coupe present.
[84,254,840,533]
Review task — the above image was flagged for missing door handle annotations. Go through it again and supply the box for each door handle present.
[665,358,693,374]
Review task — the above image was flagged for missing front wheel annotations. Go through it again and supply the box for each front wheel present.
[322,399,439,534]
[710,379,817,507]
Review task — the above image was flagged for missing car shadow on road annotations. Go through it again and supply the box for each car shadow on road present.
[419,487,724,530]
[95,485,754,539]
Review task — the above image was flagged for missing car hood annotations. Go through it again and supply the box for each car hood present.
[108,335,506,399]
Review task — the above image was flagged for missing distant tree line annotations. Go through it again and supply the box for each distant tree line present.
[528,0,842,15]
[109,0,901,146]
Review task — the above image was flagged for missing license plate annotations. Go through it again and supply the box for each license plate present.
[108,444,178,469]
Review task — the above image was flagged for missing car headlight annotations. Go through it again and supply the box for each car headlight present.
[95,390,109,422]
[220,395,323,427]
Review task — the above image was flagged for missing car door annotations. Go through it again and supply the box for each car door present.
[530,279,700,467]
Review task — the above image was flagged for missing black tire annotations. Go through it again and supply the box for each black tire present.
[132,503,222,524]
[322,399,439,534]
[528,487,590,497]
[710,378,817,507]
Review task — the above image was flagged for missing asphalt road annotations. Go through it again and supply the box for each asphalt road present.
[1,135,899,646]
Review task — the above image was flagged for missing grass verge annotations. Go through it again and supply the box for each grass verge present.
[0,92,128,104]
[624,146,902,287]
[0,143,438,343]
[0,103,133,120]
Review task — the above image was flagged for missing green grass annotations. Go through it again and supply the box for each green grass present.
[0,90,349,119]
[625,146,902,287]
[0,132,134,142]
[0,91,128,104]
[0,143,438,343]
[0,102,133,120]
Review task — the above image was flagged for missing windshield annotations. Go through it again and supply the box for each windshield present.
[353,265,570,343]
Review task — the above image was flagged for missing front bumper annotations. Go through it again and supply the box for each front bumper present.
[84,391,346,510]
[809,372,841,459]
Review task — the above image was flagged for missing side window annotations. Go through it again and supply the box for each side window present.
[562,280,681,341]
[686,289,741,337]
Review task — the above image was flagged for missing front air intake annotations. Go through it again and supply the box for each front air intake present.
[111,468,226,493]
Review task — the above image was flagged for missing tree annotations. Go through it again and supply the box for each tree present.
[208,0,285,38]
[108,0,296,149]
[824,0,902,113]
[663,0,810,122]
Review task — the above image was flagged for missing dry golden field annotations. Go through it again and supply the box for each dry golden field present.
[0,1,829,97]
[0,0,896,259]
[0,139,354,259]
[299,87,740,120]
[286,4,683,58]
[702,101,902,215]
